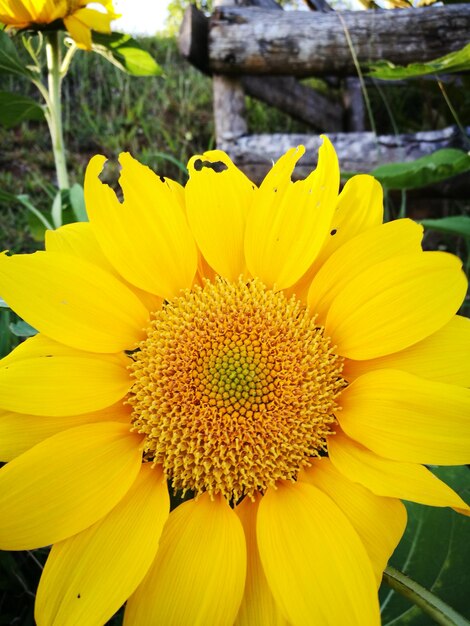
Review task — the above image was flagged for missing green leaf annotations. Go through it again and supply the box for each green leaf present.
[51,189,63,227]
[26,209,48,241]
[91,32,162,76]
[380,466,470,626]
[0,309,14,358]
[368,42,470,80]
[0,187,19,204]
[0,91,44,128]
[384,566,470,626]
[371,149,470,190]
[0,30,34,78]
[420,216,470,240]
[15,194,53,232]
[9,319,37,337]
[69,183,87,221]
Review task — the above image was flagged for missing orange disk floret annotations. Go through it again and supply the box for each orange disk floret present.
[128,277,345,501]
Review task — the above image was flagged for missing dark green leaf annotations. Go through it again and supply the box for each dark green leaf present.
[368,43,470,80]
[69,183,87,221]
[92,32,162,76]
[0,309,14,358]
[420,216,470,240]
[9,319,37,337]
[0,91,44,128]
[371,149,470,190]
[381,466,470,625]
[26,209,48,241]
[0,30,34,78]
[50,188,82,226]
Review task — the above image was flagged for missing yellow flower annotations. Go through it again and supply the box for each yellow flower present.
[0,0,117,49]
[0,137,469,625]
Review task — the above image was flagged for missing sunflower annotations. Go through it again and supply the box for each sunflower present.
[0,0,117,49]
[0,137,469,626]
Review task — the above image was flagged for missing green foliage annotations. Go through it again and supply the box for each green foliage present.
[69,182,87,221]
[0,30,34,78]
[0,91,44,127]
[0,309,16,358]
[368,43,470,80]
[92,32,162,76]
[9,319,37,337]
[371,149,470,190]
[420,216,470,240]
[381,466,470,625]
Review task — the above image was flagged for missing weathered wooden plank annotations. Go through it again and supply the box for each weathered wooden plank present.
[212,0,248,143]
[241,75,343,131]
[218,126,470,193]
[209,5,470,76]
[179,3,210,75]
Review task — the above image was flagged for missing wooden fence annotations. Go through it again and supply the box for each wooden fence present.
[180,0,470,193]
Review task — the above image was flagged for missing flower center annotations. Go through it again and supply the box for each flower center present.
[128,278,345,501]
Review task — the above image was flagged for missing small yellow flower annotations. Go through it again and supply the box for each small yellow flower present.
[0,0,118,49]
[0,137,469,625]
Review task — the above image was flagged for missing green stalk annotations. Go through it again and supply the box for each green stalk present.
[45,31,69,196]
[383,566,470,626]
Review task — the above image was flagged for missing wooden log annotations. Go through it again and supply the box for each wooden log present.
[212,0,248,143]
[343,77,365,132]
[213,75,248,141]
[178,3,210,75]
[218,126,470,194]
[241,75,343,131]
[209,4,470,76]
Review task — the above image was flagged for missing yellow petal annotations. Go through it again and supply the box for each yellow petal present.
[325,251,467,359]
[0,332,125,367]
[45,222,116,275]
[0,347,130,416]
[308,218,423,323]
[45,222,162,313]
[343,315,470,387]
[245,138,339,289]
[72,6,113,31]
[0,0,32,23]
[329,429,470,513]
[299,458,407,586]
[63,15,92,49]
[35,464,169,626]
[0,401,130,461]
[314,173,384,268]
[0,251,149,353]
[235,496,289,626]
[186,150,255,281]
[286,174,383,303]
[85,154,198,299]
[338,369,470,465]
[257,481,380,626]
[123,495,246,626]
[0,332,77,365]
[0,421,142,550]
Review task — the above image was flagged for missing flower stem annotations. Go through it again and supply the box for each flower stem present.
[45,31,69,197]
[383,566,470,626]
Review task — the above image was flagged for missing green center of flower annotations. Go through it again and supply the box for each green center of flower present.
[128,278,345,501]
